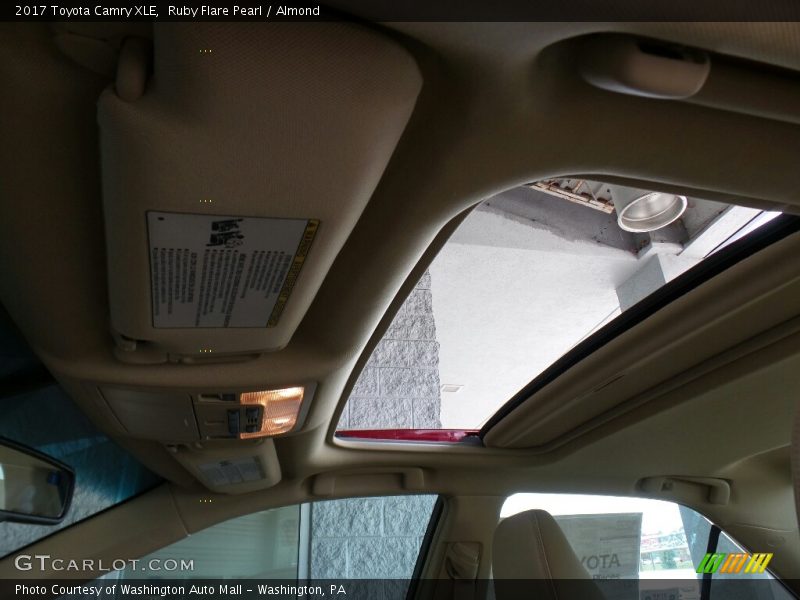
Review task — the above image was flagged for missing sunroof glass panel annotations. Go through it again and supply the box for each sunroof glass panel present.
[336,180,782,437]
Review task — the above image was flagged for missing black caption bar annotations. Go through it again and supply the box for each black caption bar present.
[3,579,799,599]
[6,0,800,22]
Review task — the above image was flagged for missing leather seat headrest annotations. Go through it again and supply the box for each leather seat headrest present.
[493,509,606,599]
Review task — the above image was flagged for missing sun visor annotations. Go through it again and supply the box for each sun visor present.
[98,23,421,363]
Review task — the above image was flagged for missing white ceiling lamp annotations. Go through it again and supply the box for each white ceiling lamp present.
[608,184,688,232]
[440,384,464,393]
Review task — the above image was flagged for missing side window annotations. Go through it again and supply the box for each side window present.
[114,494,438,580]
[116,504,302,579]
[309,495,438,579]
[502,494,791,599]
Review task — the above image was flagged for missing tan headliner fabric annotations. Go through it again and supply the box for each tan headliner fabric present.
[3,22,800,580]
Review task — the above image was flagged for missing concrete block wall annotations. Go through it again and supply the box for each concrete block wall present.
[337,271,442,430]
[312,273,442,590]
[310,495,438,578]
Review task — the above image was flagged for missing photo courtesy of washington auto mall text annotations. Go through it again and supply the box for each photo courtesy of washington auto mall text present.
[13,582,349,598]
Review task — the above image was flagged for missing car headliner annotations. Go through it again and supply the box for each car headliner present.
[0,16,799,582]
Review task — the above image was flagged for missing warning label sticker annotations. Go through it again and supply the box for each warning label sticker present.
[147,212,319,328]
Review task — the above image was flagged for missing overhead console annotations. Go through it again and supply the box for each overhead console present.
[99,384,313,442]
[95,383,315,493]
[98,22,422,364]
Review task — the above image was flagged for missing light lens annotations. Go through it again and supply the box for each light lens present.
[239,387,304,438]
[616,192,687,232]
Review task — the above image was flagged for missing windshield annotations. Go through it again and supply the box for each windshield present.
[337,179,782,435]
[0,316,162,556]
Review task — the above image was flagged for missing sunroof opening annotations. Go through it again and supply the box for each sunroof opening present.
[335,179,782,441]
